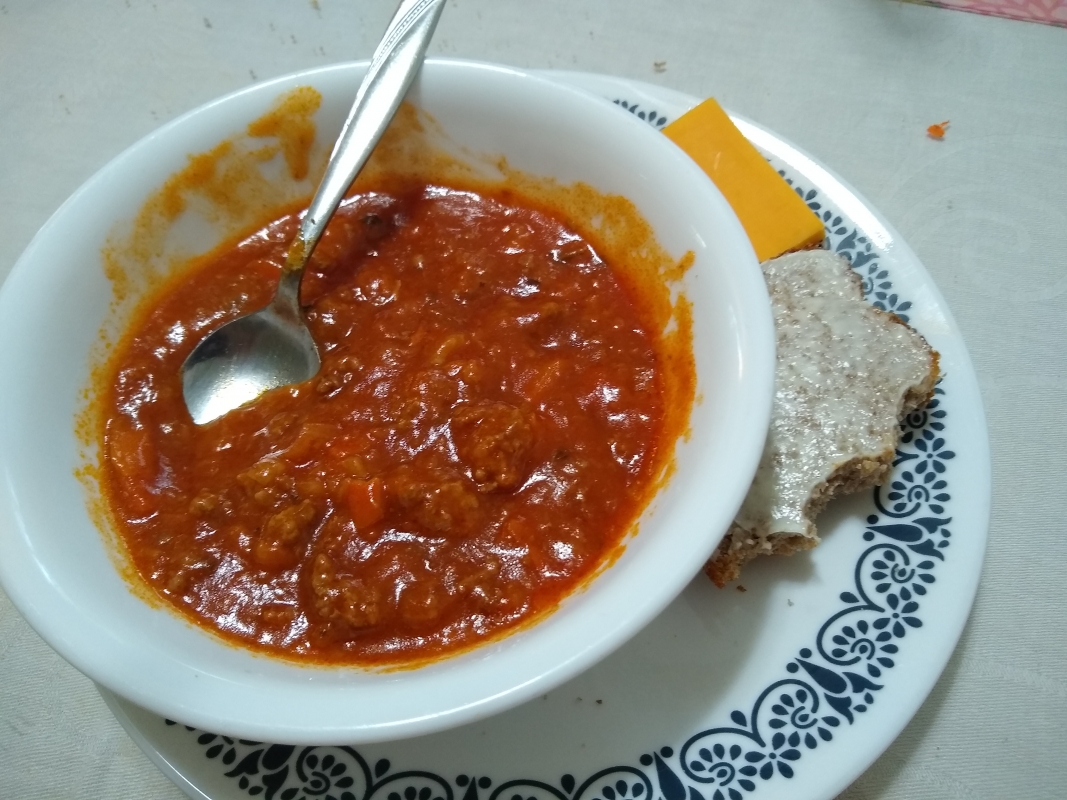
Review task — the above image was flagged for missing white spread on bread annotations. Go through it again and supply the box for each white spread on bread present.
[706,249,939,586]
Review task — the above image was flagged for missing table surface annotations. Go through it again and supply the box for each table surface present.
[1,1,1065,798]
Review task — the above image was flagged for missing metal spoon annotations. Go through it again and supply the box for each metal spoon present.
[181,0,446,425]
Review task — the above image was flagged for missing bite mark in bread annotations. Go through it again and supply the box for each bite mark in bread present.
[705,250,939,587]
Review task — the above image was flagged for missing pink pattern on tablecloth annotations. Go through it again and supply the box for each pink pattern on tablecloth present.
[903,0,1067,26]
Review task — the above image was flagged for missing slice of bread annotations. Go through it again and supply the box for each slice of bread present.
[705,250,939,587]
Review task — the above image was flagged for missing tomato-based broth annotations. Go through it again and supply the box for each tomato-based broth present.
[100,182,688,665]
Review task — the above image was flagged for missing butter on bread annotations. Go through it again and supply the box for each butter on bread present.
[705,250,939,587]
[662,99,825,262]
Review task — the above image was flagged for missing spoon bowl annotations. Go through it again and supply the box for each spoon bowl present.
[181,267,318,424]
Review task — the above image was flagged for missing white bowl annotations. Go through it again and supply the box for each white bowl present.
[0,60,774,744]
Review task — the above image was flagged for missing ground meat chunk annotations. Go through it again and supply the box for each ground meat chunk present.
[309,553,385,629]
[237,457,295,509]
[450,401,536,492]
[252,499,317,571]
[188,488,220,517]
[388,464,481,535]
[314,355,362,397]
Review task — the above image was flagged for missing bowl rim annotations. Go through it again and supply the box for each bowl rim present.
[0,57,775,744]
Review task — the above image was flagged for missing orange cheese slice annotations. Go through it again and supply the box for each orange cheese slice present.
[663,98,825,262]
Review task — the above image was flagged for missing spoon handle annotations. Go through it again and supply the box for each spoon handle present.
[284,0,447,276]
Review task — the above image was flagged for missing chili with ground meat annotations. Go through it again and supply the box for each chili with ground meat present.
[102,183,672,665]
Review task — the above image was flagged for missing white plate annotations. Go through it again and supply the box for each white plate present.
[99,70,990,800]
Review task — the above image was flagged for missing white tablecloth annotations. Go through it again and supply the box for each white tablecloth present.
[1,1,1065,797]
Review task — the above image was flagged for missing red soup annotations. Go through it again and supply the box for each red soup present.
[101,182,685,665]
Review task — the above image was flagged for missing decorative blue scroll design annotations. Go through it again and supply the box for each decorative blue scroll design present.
[673,377,951,797]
